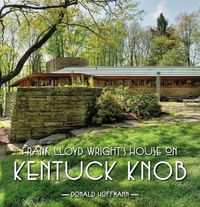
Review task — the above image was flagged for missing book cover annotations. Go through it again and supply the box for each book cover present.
[0,1,199,207]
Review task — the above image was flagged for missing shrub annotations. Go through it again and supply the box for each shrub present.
[128,91,161,117]
[92,91,123,125]
[93,87,161,124]
[104,86,161,117]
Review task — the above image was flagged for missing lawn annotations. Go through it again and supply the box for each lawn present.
[0,122,200,207]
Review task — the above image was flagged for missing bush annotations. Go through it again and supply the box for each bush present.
[104,86,161,117]
[92,91,123,125]
[127,91,161,117]
[93,87,161,125]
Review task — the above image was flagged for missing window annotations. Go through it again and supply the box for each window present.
[31,80,37,86]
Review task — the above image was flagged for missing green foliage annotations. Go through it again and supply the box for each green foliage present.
[1,2,200,86]
[176,12,200,66]
[93,87,161,124]
[148,35,177,65]
[92,91,123,125]
[0,0,139,86]
[157,13,168,35]
[82,19,126,66]
[107,86,161,117]
[0,43,17,77]
[1,122,200,206]
[159,46,187,66]
[126,90,161,117]
[148,13,191,66]
[46,26,89,58]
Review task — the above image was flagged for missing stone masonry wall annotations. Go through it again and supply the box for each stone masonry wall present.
[132,87,200,100]
[46,57,89,72]
[161,87,200,99]
[10,87,102,142]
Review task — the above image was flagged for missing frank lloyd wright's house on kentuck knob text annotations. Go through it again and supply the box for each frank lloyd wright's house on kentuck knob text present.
[11,58,200,101]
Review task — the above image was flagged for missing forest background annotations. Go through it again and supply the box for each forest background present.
[0,0,200,89]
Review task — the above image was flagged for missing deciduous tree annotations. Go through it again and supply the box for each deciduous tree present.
[0,0,138,86]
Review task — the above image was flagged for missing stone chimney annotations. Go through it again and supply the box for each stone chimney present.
[46,57,89,72]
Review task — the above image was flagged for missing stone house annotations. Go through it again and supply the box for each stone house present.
[9,57,200,100]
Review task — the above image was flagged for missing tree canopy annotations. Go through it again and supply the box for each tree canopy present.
[0,2,200,87]
[0,0,138,86]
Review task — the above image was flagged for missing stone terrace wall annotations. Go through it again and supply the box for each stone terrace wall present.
[10,87,102,142]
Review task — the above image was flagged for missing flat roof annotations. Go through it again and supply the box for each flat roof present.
[10,66,200,87]
[52,66,200,77]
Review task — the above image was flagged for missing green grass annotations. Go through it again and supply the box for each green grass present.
[1,122,200,207]
[0,146,6,153]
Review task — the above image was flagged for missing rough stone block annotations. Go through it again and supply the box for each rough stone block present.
[39,134,67,145]
[44,122,64,127]
[6,143,23,155]
[24,139,40,147]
